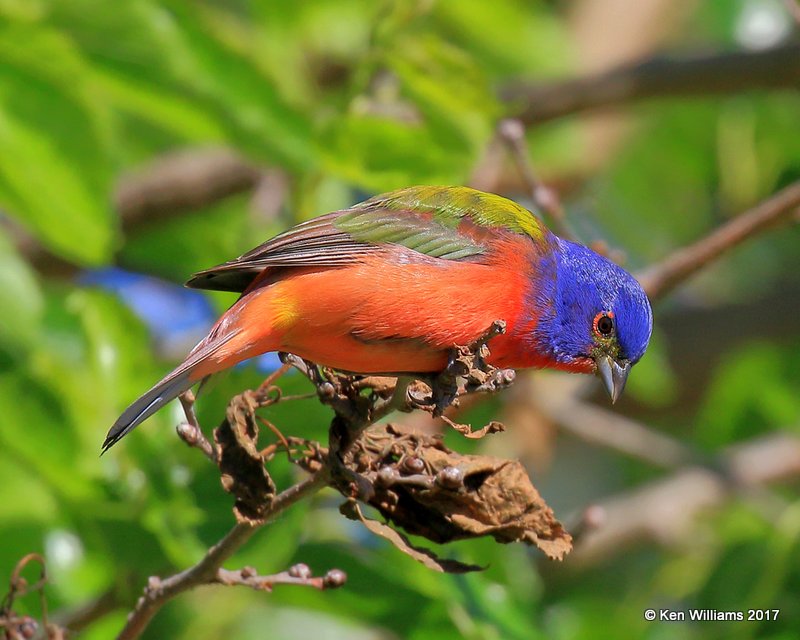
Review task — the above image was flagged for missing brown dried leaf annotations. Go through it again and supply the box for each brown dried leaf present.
[214,392,276,523]
[337,423,572,560]
[340,501,483,573]
[443,417,506,439]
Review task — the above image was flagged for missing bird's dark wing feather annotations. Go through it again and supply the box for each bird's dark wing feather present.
[186,186,544,292]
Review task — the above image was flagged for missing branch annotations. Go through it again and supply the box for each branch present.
[117,326,519,638]
[215,564,347,591]
[10,148,285,277]
[515,373,698,469]
[12,44,800,278]
[550,398,697,470]
[495,119,577,241]
[54,588,119,634]
[566,433,800,567]
[503,43,800,125]
[637,180,800,300]
[784,0,800,25]
[116,473,329,640]
[113,148,262,230]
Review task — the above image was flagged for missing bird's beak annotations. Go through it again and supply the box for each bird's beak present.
[595,355,630,404]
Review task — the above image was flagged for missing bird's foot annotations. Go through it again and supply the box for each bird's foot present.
[406,320,516,417]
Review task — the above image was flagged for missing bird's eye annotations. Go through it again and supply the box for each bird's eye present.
[593,312,614,337]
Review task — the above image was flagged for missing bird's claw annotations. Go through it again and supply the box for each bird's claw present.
[405,320,515,416]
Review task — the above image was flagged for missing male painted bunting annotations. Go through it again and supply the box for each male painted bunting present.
[104,186,652,451]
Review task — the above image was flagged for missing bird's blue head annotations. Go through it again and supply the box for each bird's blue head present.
[533,238,653,402]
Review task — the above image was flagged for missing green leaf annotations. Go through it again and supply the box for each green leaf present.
[90,66,227,143]
[0,371,99,501]
[0,25,114,264]
[433,0,573,76]
[0,230,44,350]
[30,288,157,454]
[695,340,800,449]
[155,2,318,169]
[388,34,497,159]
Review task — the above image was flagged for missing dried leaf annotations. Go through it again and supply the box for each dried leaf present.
[443,417,506,439]
[336,423,572,560]
[341,501,483,573]
[214,392,276,523]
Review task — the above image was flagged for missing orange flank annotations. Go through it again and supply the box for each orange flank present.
[189,240,539,380]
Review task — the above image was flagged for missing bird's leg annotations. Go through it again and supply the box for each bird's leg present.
[432,320,510,415]
[401,320,516,418]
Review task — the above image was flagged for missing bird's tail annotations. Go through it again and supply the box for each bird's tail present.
[102,327,248,453]
[102,367,196,453]
[102,285,288,453]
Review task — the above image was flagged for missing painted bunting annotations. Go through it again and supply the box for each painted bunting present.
[104,186,652,451]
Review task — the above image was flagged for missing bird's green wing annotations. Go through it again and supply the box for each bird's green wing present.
[362,185,545,240]
[186,186,546,292]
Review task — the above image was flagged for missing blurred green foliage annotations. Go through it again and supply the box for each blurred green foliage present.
[0,1,799,639]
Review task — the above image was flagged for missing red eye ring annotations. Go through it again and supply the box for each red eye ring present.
[593,311,615,337]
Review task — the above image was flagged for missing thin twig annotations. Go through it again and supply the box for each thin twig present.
[784,0,800,26]
[255,362,293,396]
[566,433,800,567]
[116,472,329,640]
[637,180,800,300]
[551,400,697,469]
[497,119,576,241]
[54,588,119,633]
[177,391,217,463]
[255,415,291,455]
[214,564,346,592]
[0,553,67,639]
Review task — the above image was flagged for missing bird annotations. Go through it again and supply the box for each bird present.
[103,186,652,452]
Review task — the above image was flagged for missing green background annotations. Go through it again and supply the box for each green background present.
[0,1,799,638]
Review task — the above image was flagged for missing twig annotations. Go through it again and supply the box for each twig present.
[550,400,697,469]
[255,362,293,396]
[503,43,800,125]
[214,564,346,592]
[176,391,217,463]
[496,119,576,241]
[116,472,328,640]
[637,180,800,300]
[2,554,48,611]
[518,373,695,469]
[0,553,67,639]
[255,416,291,456]
[13,45,800,279]
[784,0,800,26]
[54,588,119,633]
[566,433,800,567]
[113,148,263,229]
[10,148,282,278]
